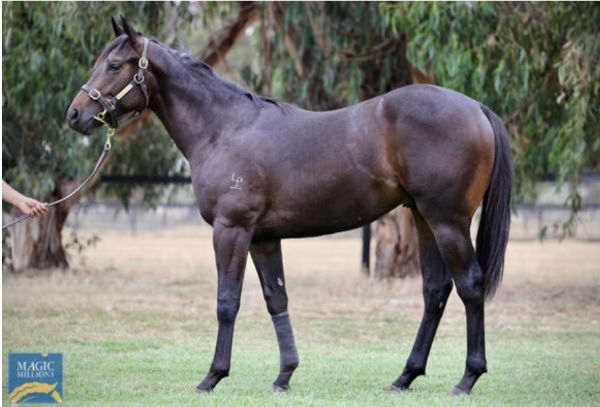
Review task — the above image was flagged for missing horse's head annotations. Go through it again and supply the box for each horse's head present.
[67,16,154,134]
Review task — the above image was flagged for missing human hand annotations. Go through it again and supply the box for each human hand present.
[18,197,48,217]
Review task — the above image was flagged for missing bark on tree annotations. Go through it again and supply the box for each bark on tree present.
[9,179,80,271]
[374,207,420,279]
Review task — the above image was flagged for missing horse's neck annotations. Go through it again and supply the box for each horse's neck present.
[148,48,236,159]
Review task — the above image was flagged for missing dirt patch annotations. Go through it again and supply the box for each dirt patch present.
[3,226,599,337]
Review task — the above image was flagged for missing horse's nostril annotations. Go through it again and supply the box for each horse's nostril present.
[67,106,79,125]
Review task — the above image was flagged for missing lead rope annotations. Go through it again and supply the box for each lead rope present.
[2,128,114,230]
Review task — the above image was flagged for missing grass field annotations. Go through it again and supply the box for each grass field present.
[3,226,600,406]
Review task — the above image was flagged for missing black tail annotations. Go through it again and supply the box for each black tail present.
[477,105,512,300]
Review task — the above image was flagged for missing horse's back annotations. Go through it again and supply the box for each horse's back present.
[382,85,484,121]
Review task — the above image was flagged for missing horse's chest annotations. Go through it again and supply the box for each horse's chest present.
[191,163,266,228]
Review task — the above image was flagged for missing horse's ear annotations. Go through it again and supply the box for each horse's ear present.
[111,17,124,37]
[120,15,138,43]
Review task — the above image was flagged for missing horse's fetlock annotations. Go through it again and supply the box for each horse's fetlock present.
[282,356,299,372]
[210,365,230,380]
[466,355,487,376]
[404,359,426,377]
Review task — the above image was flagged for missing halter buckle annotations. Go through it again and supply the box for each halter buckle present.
[88,88,101,100]
[138,56,149,70]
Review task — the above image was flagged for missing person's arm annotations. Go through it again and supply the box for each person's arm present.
[2,180,48,217]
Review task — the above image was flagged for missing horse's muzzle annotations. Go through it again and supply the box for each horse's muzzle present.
[66,104,99,135]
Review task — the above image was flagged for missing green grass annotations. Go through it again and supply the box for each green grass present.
[3,307,599,406]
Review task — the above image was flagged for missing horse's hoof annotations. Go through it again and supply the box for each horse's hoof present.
[388,384,409,392]
[451,386,471,396]
[195,384,213,394]
[272,383,290,392]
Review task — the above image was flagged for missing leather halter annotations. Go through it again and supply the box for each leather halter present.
[81,37,150,129]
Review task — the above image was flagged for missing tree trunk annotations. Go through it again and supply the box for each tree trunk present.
[9,179,80,271]
[374,207,420,279]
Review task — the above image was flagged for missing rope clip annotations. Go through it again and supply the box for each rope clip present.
[104,128,115,150]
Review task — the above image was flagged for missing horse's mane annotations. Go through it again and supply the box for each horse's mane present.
[150,38,292,113]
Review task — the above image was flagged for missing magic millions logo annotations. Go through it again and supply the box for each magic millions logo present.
[8,353,63,403]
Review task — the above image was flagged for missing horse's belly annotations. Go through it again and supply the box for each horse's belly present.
[254,180,407,240]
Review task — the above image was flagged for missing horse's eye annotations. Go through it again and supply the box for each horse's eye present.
[108,62,122,72]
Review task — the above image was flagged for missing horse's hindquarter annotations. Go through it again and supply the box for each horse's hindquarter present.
[384,85,496,218]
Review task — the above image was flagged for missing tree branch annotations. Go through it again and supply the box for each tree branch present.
[199,1,261,68]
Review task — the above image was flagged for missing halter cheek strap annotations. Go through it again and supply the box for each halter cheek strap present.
[81,37,150,129]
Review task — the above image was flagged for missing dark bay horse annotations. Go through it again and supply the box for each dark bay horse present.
[67,18,511,395]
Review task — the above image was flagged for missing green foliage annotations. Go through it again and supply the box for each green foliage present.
[2,2,187,209]
[254,2,412,110]
[382,2,600,220]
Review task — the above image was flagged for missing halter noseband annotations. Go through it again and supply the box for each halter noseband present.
[81,37,150,129]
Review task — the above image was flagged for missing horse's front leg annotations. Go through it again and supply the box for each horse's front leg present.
[196,219,254,393]
[250,240,299,391]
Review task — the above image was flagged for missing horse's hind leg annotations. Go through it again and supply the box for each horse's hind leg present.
[391,209,453,391]
[431,219,487,395]
[250,240,299,391]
